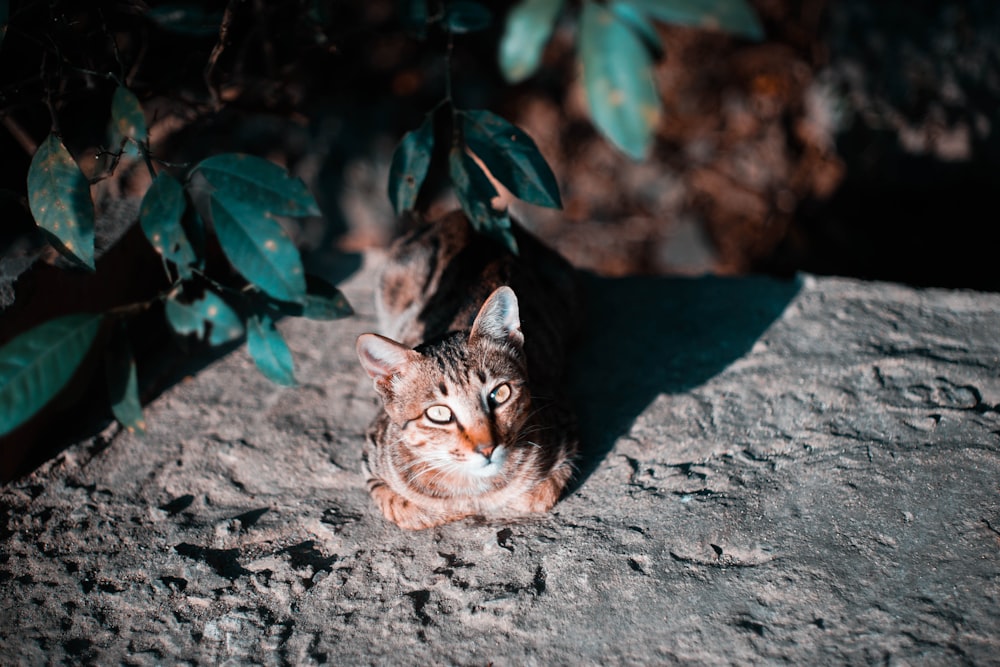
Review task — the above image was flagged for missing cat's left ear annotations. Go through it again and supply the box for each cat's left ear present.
[356,333,419,383]
[470,286,523,347]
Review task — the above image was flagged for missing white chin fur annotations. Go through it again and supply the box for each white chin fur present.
[465,446,506,479]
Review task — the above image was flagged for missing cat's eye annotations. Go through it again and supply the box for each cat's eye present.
[490,383,512,406]
[425,405,453,424]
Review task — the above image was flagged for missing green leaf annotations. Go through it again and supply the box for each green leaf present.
[193,153,314,302]
[0,313,102,437]
[448,148,517,254]
[445,1,492,33]
[187,209,209,266]
[164,297,202,338]
[247,314,296,386]
[271,275,353,321]
[27,134,96,269]
[195,153,320,218]
[105,323,144,432]
[201,291,244,346]
[146,4,223,36]
[210,197,307,303]
[611,1,663,57]
[140,171,197,277]
[623,0,763,40]
[387,114,435,216]
[461,109,562,209]
[579,1,661,160]
[165,289,244,346]
[109,86,147,156]
[499,0,563,83]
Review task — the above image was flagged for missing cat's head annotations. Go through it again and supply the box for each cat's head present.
[356,287,531,487]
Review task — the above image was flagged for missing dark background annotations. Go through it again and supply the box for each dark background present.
[2,0,999,292]
[1,0,998,477]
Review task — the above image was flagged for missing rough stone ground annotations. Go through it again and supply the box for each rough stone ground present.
[2,256,999,665]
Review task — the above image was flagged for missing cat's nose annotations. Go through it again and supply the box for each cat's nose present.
[475,442,496,460]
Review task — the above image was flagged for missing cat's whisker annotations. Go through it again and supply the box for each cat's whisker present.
[523,404,556,420]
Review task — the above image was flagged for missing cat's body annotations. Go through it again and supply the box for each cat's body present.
[356,210,580,529]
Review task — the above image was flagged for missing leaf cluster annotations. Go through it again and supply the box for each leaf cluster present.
[389,0,762,241]
[1,85,351,438]
[389,106,562,253]
[390,1,564,251]
[0,0,764,443]
[499,0,763,158]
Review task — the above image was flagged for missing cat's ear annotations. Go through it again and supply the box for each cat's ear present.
[356,334,418,382]
[470,286,524,347]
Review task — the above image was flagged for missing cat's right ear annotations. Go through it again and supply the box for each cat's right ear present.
[356,334,417,383]
[470,286,524,347]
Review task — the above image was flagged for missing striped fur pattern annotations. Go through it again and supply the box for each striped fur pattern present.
[356,211,580,529]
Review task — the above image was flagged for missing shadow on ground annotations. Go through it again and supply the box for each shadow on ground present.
[0,249,363,482]
[567,272,801,486]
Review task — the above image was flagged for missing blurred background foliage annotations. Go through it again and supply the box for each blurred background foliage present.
[3,0,1000,288]
[2,0,1000,475]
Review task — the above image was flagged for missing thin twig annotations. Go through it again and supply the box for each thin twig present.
[138,141,158,181]
[1,114,38,154]
[40,51,60,134]
[106,282,181,319]
[107,299,158,319]
[148,157,192,169]
[91,143,127,184]
[191,267,241,297]
[444,31,454,104]
[97,7,125,84]
[445,30,459,147]
[204,0,240,109]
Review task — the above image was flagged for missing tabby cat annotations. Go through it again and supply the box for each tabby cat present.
[356,210,580,529]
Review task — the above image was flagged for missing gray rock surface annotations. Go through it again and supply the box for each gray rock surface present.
[2,256,999,665]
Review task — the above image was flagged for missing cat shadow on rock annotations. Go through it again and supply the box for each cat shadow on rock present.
[566,272,801,489]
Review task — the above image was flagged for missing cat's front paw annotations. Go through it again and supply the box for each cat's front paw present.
[512,464,574,515]
[513,479,563,514]
[368,479,443,530]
